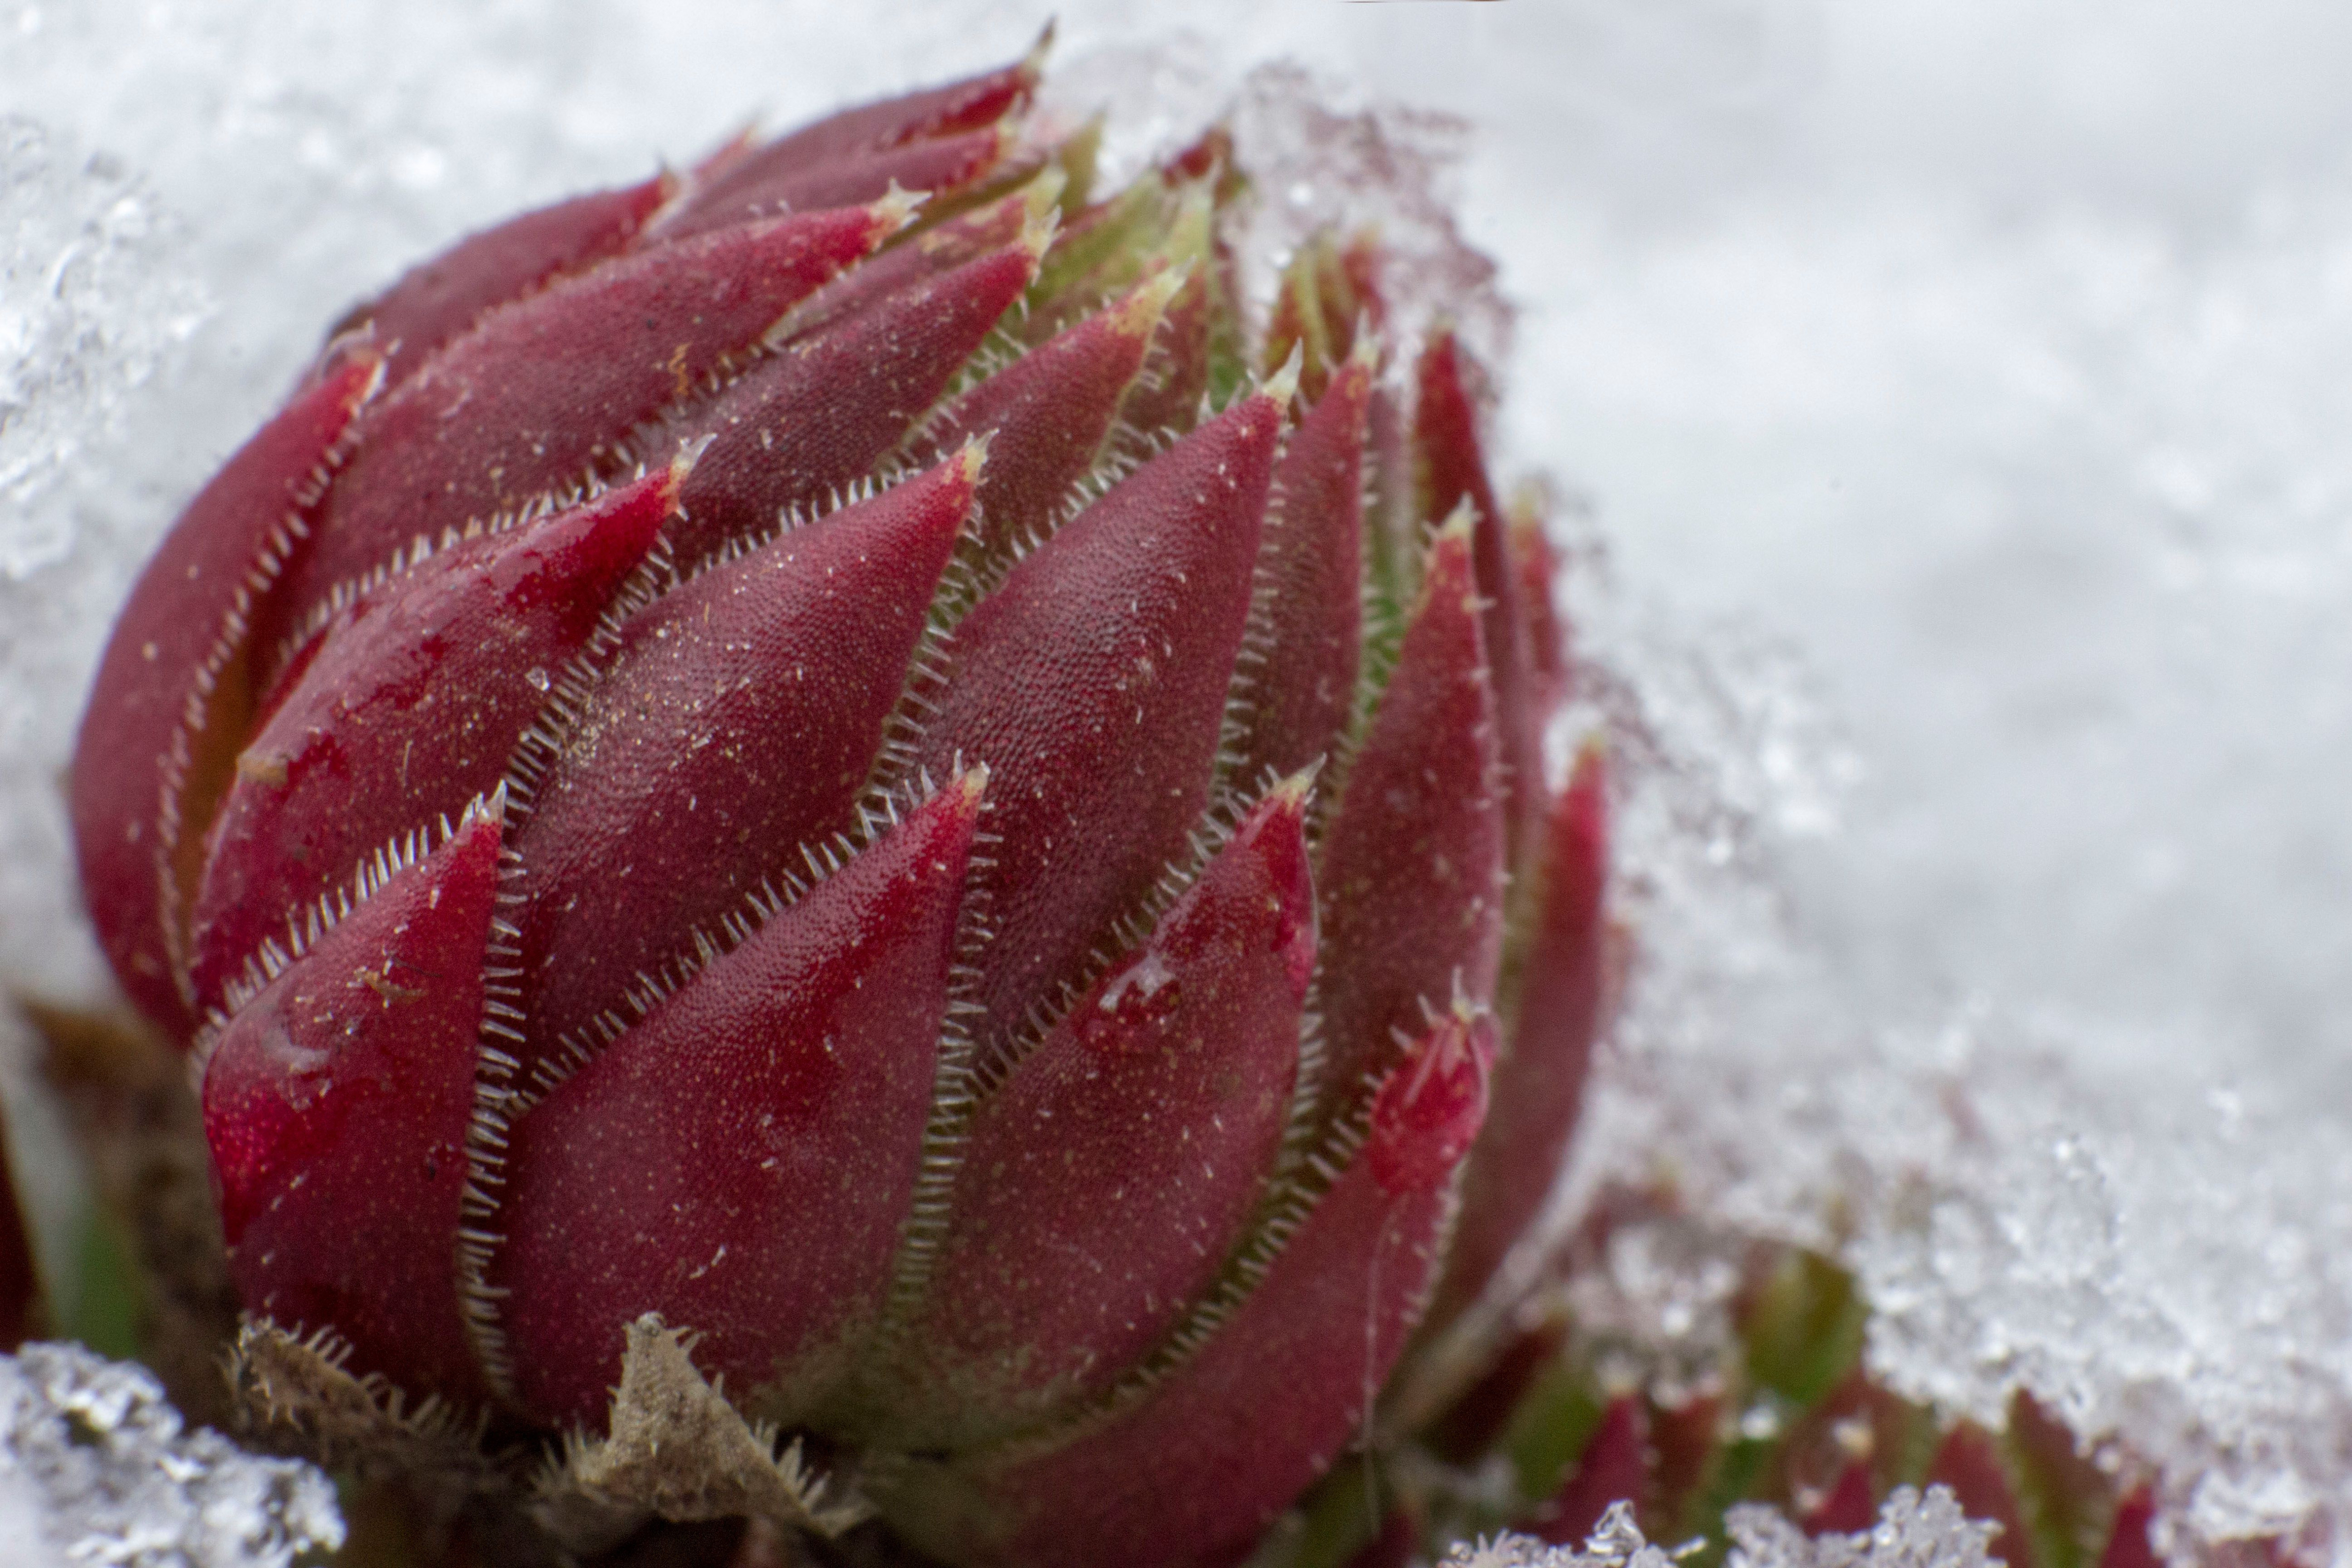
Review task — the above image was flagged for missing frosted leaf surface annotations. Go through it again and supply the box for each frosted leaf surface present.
[0,1342,342,1568]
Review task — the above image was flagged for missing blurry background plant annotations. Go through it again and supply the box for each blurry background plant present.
[7,1,2352,1565]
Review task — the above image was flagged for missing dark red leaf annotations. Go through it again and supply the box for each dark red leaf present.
[1537,1395,1650,1546]
[913,386,1283,1049]
[73,350,382,1041]
[918,1005,1491,1568]
[200,794,505,1406]
[888,773,1316,1443]
[1312,512,1505,1131]
[1414,332,1546,866]
[509,448,977,1066]
[327,175,673,391]
[492,772,984,1427]
[188,470,674,1011]
[284,200,905,626]
[662,234,1042,564]
[1225,339,1372,792]
[1428,742,1609,1326]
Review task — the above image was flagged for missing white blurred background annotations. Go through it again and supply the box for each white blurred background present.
[8,0,2352,1556]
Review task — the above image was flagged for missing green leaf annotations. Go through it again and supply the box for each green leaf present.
[64,1200,141,1362]
[1742,1251,1866,1408]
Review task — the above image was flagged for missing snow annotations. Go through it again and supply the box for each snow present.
[1722,1490,2005,1568]
[1447,1491,2002,1568]
[8,1,2352,1562]
[0,1342,341,1567]
[1447,1499,1694,1568]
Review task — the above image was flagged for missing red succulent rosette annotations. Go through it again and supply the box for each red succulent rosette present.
[67,37,1613,1568]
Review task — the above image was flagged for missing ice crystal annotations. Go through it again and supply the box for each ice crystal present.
[0,1341,342,1568]
[1448,1489,2002,1568]
[1724,1489,2002,1568]
[1443,1500,1689,1568]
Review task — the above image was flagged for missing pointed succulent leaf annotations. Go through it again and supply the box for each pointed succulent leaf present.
[199,793,505,1406]
[1363,995,1493,1196]
[284,200,906,624]
[1763,1367,1931,1524]
[2098,1489,2159,1568]
[1743,1248,1868,1406]
[510,447,978,1064]
[1226,338,1372,792]
[1425,1319,1568,1465]
[1804,1460,1880,1536]
[768,172,1063,349]
[1336,231,1387,334]
[890,772,1317,1444]
[1312,509,1505,1128]
[491,772,984,1428]
[1019,145,1225,352]
[685,121,759,187]
[657,125,1010,244]
[909,1003,1491,1568]
[662,232,1042,563]
[1362,375,1418,604]
[1537,1394,1648,1546]
[914,385,1284,1049]
[1264,229,1380,407]
[1415,330,1547,864]
[1107,184,1216,437]
[1040,116,1103,215]
[1646,1392,1724,1538]
[675,38,1043,208]
[225,1315,501,1487]
[1262,238,1339,407]
[1428,742,1609,1326]
[325,174,673,391]
[910,267,1181,561]
[1157,129,1250,402]
[2008,1389,2115,1568]
[1509,483,1573,713]
[1023,179,1170,334]
[186,469,676,1010]
[1195,175,1254,408]
[1929,1424,2041,1568]
[1161,127,1246,205]
[73,350,382,1039]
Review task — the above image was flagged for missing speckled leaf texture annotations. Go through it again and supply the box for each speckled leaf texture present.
[67,36,1629,1568]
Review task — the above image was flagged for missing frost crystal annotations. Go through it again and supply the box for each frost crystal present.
[1724,1489,2002,1568]
[0,1342,343,1568]
[1447,1490,2001,1568]
[1443,1500,1688,1568]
